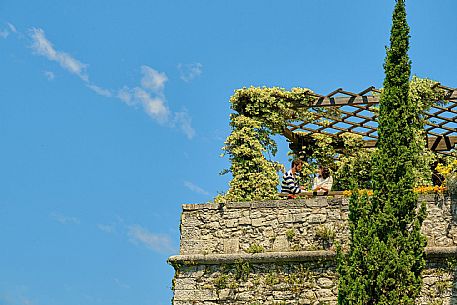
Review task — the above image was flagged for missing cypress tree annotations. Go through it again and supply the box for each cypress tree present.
[337,1,427,304]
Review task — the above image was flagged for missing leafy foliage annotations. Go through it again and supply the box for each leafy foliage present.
[436,158,457,193]
[337,1,427,304]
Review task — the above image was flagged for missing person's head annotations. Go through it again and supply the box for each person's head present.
[318,165,330,179]
[291,158,303,172]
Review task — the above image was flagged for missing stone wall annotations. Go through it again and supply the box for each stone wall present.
[169,194,457,305]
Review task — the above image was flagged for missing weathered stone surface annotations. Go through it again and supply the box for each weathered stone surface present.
[272,235,289,252]
[238,217,251,225]
[172,195,457,304]
[317,277,334,289]
[223,238,239,253]
[308,214,327,224]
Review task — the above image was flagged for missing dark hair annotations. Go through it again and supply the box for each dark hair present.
[291,158,303,168]
[319,165,331,179]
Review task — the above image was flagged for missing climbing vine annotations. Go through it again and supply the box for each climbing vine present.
[219,78,445,202]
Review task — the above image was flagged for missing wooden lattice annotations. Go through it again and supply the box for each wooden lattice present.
[284,85,457,155]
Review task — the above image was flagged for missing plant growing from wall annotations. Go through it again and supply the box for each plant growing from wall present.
[245,243,265,254]
[337,1,427,304]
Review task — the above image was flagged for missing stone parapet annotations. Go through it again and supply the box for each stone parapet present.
[171,194,457,305]
[179,194,457,255]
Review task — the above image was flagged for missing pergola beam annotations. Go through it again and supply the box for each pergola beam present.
[285,85,457,154]
[361,136,457,151]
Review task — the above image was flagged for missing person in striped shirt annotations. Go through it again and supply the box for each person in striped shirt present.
[281,158,305,196]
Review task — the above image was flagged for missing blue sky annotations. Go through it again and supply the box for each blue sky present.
[1,1,456,304]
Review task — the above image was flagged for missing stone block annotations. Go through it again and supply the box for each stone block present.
[174,278,196,290]
[226,202,251,209]
[194,289,218,301]
[181,214,203,227]
[223,238,239,253]
[317,277,334,289]
[226,210,242,219]
[172,301,195,305]
[239,217,251,225]
[316,288,334,298]
[308,214,327,224]
[252,218,265,227]
[272,235,290,251]
[218,288,231,299]
[225,219,238,228]
[174,290,195,301]
[250,211,262,219]
[180,239,215,255]
[305,198,328,208]
[293,213,307,223]
[278,213,294,223]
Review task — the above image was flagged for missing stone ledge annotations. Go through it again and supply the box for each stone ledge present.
[169,250,337,266]
[181,194,453,211]
[425,246,457,258]
[168,247,457,267]
[181,198,349,211]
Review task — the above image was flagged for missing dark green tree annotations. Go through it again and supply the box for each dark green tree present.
[337,1,427,304]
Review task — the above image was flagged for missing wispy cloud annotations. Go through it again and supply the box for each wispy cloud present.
[114,278,130,289]
[178,63,203,82]
[29,28,89,81]
[174,111,195,139]
[50,212,80,225]
[140,65,167,93]
[97,224,115,233]
[184,180,209,195]
[25,27,195,138]
[0,22,16,39]
[0,293,36,305]
[117,87,133,105]
[87,84,112,97]
[132,87,170,123]
[7,22,17,33]
[44,71,55,80]
[0,29,9,39]
[128,224,176,254]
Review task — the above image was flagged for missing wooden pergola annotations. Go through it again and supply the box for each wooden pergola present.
[283,84,457,156]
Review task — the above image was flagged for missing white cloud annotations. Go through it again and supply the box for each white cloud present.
[87,83,112,97]
[128,224,176,254]
[0,29,9,39]
[0,22,16,39]
[44,71,55,80]
[29,28,88,81]
[133,87,170,123]
[114,278,130,289]
[140,65,167,93]
[178,63,203,82]
[117,87,133,105]
[50,212,80,225]
[184,180,209,195]
[174,111,195,139]
[7,22,17,33]
[97,224,115,233]
[23,27,195,138]
[21,298,35,305]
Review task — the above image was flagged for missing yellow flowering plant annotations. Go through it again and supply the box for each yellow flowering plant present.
[436,158,457,194]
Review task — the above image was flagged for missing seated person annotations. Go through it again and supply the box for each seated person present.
[312,165,333,193]
[281,158,305,196]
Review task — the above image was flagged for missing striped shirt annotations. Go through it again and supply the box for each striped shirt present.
[281,170,302,194]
